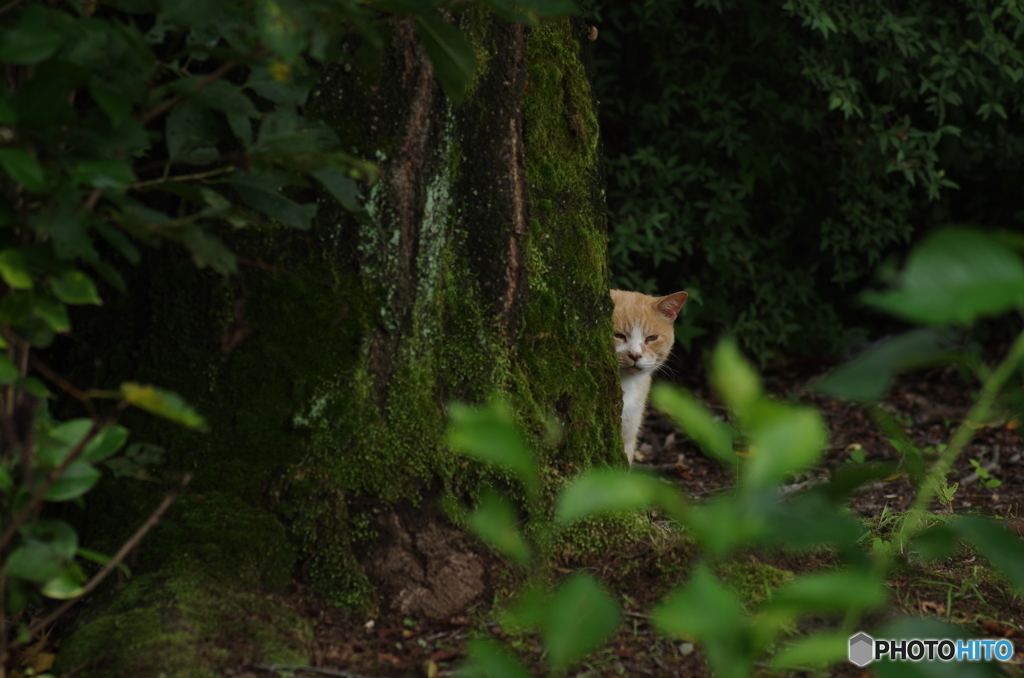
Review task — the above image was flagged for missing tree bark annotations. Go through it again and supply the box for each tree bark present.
[55,11,615,676]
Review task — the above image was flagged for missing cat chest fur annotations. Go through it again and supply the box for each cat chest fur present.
[610,289,688,464]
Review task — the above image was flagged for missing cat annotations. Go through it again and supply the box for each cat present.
[610,289,688,464]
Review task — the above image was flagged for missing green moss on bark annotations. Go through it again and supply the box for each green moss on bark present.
[59,17,616,674]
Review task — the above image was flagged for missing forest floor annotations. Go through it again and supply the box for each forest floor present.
[245,345,1024,678]
[31,349,1024,678]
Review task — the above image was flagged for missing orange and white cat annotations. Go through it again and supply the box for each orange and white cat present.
[611,289,688,464]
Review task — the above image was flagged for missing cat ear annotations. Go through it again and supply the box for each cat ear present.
[655,291,688,321]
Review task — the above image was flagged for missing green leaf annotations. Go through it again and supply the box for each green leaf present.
[654,563,743,636]
[229,171,317,230]
[765,570,887,612]
[501,583,546,632]
[18,376,52,398]
[94,222,141,265]
[543,573,620,670]
[862,228,1024,326]
[0,148,46,193]
[710,337,761,420]
[30,210,97,262]
[653,564,752,678]
[46,460,101,501]
[190,79,260,145]
[29,520,78,558]
[0,249,33,289]
[256,0,306,63]
[182,227,238,275]
[37,418,94,466]
[6,542,64,582]
[77,547,131,578]
[952,516,1024,591]
[311,164,367,217]
[555,469,686,524]
[34,294,70,333]
[816,330,951,401]
[461,639,533,678]
[71,159,137,190]
[255,108,338,154]
[467,490,530,566]
[682,494,760,558]
[911,524,958,561]
[651,383,735,466]
[759,493,866,550]
[771,632,850,669]
[244,65,314,105]
[90,79,133,125]
[51,270,102,305]
[165,101,223,164]
[446,399,537,494]
[0,99,17,125]
[744,404,826,489]
[41,568,86,599]
[120,382,209,431]
[0,6,64,64]
[82,424,130,463]
[0,355,16,385]
[0,464,11,490]
[413,11,476,104]
[7,520,77,581]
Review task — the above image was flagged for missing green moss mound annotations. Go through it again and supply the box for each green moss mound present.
[55,573,313,678]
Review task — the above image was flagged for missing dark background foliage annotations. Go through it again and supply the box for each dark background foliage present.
[590,0,1024,361]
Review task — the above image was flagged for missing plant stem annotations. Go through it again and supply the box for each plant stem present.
[900,329,1024,542]
[140,61,239,125]
[23,474,191,641]
[128,165,237,191]
[0,425,101,554]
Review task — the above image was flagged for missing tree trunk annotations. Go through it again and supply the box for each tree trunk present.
[55,11,615,676]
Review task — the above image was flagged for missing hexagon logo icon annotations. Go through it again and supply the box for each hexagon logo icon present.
[849,632,874,667]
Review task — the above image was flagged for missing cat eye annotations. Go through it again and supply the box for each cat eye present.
[645,335,658,343]
[614,333,626,341]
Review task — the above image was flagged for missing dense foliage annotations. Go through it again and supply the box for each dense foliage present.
[455,226,1024,677]
[592,0,1024,360]
[0,0,572,654]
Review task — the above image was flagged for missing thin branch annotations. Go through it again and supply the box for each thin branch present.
[0,423,101,554]
[28,354,96,418]
[129,165,237,191]
[0,0,25,18]
[140,61,239,126]
[82,188,103,212]
[23,474,191,641]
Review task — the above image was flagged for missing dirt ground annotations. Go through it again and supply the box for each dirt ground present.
[31,349,1024,677]
[232,348,1024,678]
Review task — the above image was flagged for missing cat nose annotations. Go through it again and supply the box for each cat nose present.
[629,352,642,362]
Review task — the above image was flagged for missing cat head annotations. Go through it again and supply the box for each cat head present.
[610,289,688,376]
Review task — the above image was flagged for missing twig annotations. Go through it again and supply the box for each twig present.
[128,165,237,191]
[28,354,96,418]
[0,423,101,554]
[140,61,239,126]
[255,665,387,678]
[23,474,192,640]
[82,188,103,212]
[0,0,25,18]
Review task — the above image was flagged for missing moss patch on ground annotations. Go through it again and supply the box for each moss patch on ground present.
[55,573,312,678]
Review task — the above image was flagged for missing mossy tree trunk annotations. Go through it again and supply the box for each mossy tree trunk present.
[55,11,616,677]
